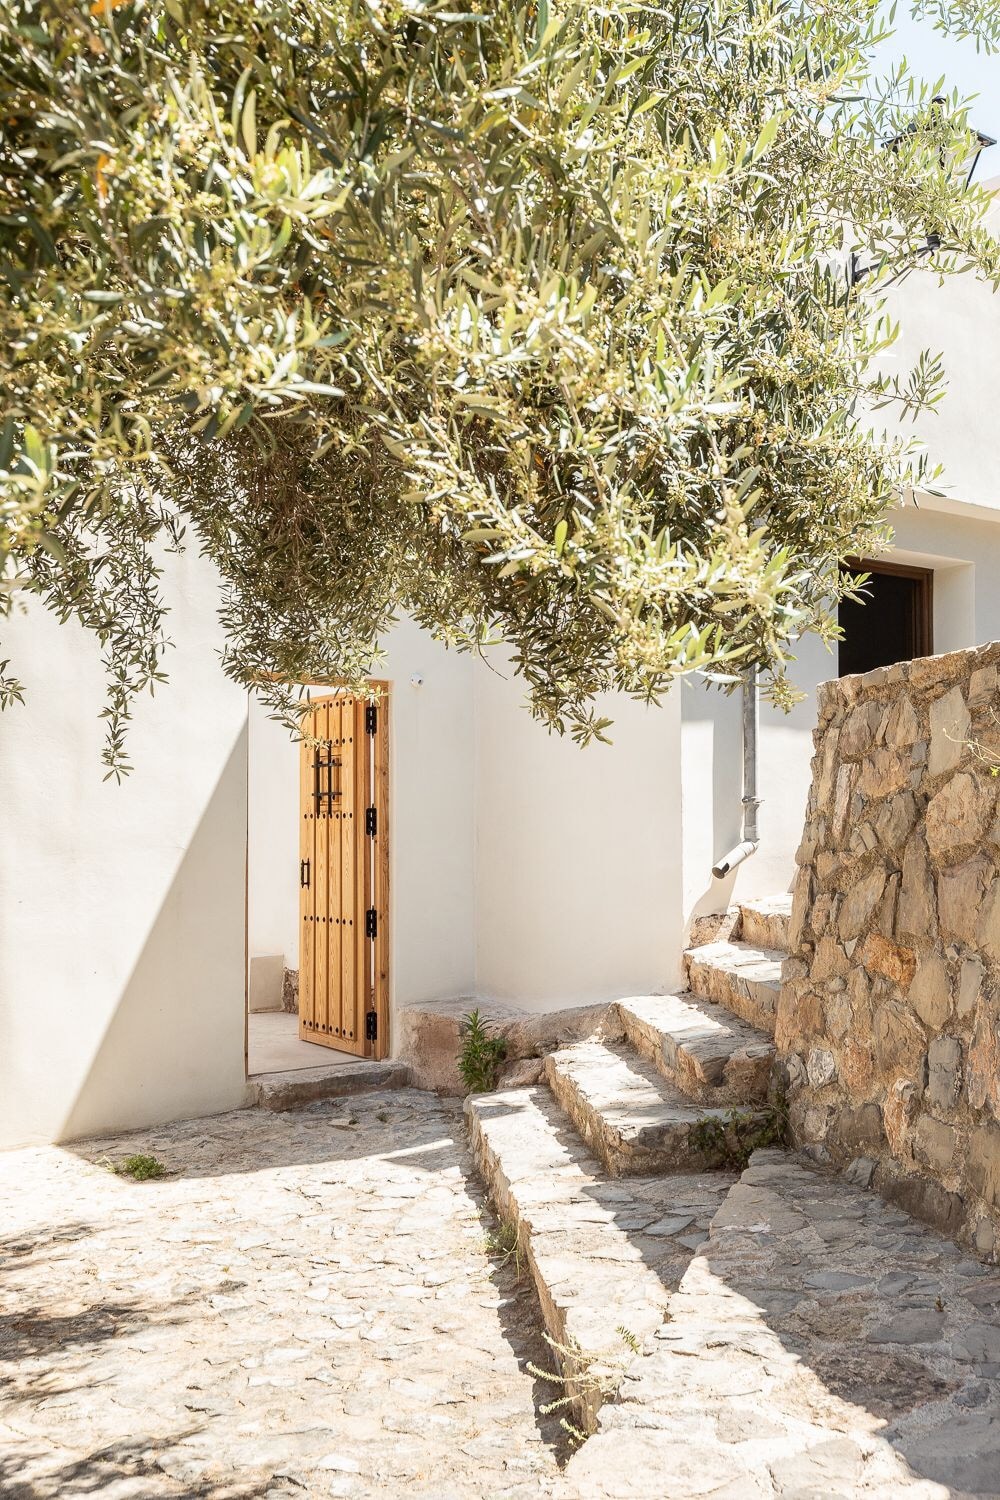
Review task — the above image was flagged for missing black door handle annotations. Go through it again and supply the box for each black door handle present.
[300,858,310,888]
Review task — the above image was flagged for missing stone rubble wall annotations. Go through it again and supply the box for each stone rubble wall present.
[781,640,1000,1258]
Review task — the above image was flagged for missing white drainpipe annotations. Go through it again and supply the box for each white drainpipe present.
[711,666,761,879]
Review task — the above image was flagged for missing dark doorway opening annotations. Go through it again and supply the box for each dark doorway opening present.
[838,558,933,678]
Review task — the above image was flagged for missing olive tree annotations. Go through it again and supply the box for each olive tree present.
[1,0,998,772]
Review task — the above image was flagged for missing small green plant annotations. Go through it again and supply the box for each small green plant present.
[107,1153,165,1181]
[484,1217,524,1281]
[527,1328,640,1444]
[691,1093,789,1172]
[458,1009,507,1093]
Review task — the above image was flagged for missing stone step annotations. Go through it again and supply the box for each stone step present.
[248,1058,410,1110]
[565,1148,1000,1497]
[465,1085,735,1432]
[683,939,782,1036]
[543,1040,762,1176]
[737,892,792,952]
[616,993,775,1105]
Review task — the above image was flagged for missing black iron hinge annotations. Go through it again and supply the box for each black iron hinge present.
[365,704,377,735]
[365,907,378,939]
[365,805,377,837]
[365,1010,378,1042]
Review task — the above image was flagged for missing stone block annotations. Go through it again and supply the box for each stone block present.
[812,935,850,981]
[926,771,994,861]
[787,867,812,953]
[897,832,937,940]
[815,729,841,806]
[829,1102,885,1156]
[496,1057,544,1089]
[861,932,916,989]
[809,893,830,936]
[926,1035,963,1111]
[908,952,952,1030]
[839,699,880,758]
[845,1155,877,1188]
[836,864,887,941]
[825,990,851,1040]
[859,748,911,800]
[958,955,985,1018]
[967,1002,1000,1115]
[882,693,920,749]
[873,1001,926,1078]
[832,763,856,839]
[838,1036,876,1095]
[978,878,1000,964]
[969,664,998,705]
[806,1047,836,1087]
[938,856,991,946]
[878,1166,966,1237]
[967,1122,1000,1210]
[929,685,971,778]
[976,1218,997,1256]
[875,790,917,851]
[913,1113,959,1173]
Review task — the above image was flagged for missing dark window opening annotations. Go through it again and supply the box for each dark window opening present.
[838,558,933,678]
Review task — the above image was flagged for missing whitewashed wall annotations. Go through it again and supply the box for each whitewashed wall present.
[474,654,685,1003]
[679,203,1000,927]
[680,631,836,925]
[7,198,1000,1148]
[0,550,248,1150]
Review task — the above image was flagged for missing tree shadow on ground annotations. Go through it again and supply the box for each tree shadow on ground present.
[0,1222,95,1271]
[61,1090,467,1182]
[473,1089,1000,1496]
[4,1090,569,1492]
[0,1434,277,1499]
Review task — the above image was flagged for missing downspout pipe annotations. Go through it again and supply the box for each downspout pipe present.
[711,666,761,879]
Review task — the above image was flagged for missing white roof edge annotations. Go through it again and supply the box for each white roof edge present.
[904,486,1000,523]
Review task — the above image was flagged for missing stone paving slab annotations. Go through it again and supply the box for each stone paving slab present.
[616,993,774,1105]
[0,1091,563,1498]
[465,1085,735,1431]
[563,1148,1000,1498]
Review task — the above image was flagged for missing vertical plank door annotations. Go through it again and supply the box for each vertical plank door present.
[297,691,388,1058]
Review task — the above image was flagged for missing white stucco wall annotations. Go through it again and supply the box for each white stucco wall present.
[679,209,1000,925]
[680,631,836,924]
[8,195,1000,1148]
[879,180,1000,515]
[247,618,477,1029]
[0,550,249,1150]
[474,654,685,1004]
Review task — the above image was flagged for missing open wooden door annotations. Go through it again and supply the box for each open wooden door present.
[298,688,389,1059]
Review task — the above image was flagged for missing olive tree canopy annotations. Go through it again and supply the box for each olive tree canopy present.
[2,0,998,771]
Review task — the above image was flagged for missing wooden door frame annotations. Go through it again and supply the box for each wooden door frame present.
[244,678,390,1074]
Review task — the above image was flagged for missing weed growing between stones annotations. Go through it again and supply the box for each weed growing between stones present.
[691,1093,789,1172]
[104,1154,165,1181]
[459,1009,507,1093]
[484,1217,524,1282]
[527,1328,641,1444]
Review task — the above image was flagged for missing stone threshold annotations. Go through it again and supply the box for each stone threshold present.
[248,1059,411,1110]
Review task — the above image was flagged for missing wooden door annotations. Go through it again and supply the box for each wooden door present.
[298,688,389,1059]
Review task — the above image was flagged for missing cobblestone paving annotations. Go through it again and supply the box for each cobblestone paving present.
[0,1091,564,1499]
